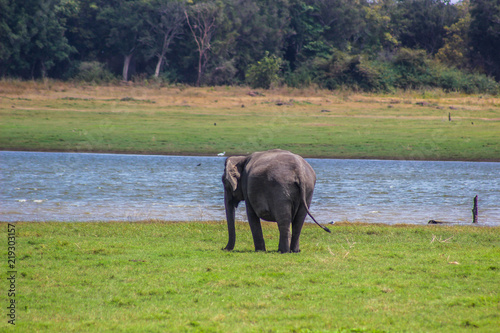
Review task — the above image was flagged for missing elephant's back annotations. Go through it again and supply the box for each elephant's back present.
[246,150,315,188]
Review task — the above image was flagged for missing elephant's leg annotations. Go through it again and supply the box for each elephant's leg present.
[246,205,266,252]
[277,221,292,253]
[290,207,308,253]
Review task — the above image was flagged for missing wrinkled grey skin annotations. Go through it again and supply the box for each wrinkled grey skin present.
[222,149,321,253]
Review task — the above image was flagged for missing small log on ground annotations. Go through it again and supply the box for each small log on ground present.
[428,220,453,224]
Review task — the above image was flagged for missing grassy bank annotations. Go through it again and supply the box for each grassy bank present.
[1,81,499,160]
[2,221,499,332]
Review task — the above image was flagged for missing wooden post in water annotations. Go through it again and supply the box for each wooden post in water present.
[472,195,478,223]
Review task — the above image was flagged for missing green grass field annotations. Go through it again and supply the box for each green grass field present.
[2,82,499,332]
[1,82,499,160]
[2,222,499,332]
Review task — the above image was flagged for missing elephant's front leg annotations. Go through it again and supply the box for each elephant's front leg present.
[246,205,266,251]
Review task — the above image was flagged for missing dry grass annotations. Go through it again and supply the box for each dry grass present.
[2,79,499,111]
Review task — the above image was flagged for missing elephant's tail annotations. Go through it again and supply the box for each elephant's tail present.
[305,204,331,233]
[299,184,331,233]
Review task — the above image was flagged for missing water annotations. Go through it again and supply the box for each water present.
[1,151,499,226]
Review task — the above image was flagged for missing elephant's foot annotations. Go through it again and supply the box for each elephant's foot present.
[252,238,266,252]
[223,237,235,251]
[278,246,291,254]
[278,248,300,253]
[254,244,266,252]
[290,240,300,253]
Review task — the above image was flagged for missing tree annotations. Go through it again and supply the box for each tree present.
[285,0,388,75]
[214,0,290,82]
[469,0,500,80]
[312,0,368,52]
[32,0,77,78]
[286,0,328,69]
[0,0,14,69]
[357,0,398,54]
[64,0,109,62]
[435,0,471,69]
[390,0,459,54]
[0,0,75,78]
[141,0,186,78]
[185,1,219,86]
[98,0,148,81]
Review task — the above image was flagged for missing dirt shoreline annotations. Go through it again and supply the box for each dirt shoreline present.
[3,148,499,162]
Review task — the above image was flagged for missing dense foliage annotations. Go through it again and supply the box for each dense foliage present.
[1,0,499,93]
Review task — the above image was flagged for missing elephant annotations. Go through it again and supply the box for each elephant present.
[221,149,330,253]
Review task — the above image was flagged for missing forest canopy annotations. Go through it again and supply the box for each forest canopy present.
[1,0,499,93]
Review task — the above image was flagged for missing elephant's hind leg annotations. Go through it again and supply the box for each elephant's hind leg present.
[290,207,308,253]
[277,221,292,253]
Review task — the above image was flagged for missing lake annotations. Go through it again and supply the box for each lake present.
[1,151,499,226]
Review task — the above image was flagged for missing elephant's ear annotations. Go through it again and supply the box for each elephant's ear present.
[225,157,241,192]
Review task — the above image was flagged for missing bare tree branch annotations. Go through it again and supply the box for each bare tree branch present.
[185,2,218,86]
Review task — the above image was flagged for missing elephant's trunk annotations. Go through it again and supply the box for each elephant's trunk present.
[223,192,236,251]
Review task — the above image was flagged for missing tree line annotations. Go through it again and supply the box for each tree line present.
[1,0,499,93]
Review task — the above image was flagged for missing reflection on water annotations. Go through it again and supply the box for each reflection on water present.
[1,151,499,226]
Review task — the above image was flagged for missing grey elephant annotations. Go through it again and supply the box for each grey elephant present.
[222,149,330,253]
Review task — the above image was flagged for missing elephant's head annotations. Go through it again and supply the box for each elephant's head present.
[221,156,247,250]
[222,156,246,203]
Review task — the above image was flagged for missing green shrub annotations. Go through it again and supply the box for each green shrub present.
[437,67,463,92]
[74,61,115,83]
[283,62,314,88]
[246,52,283,89]
[390,48,434,89]
[464,72,499,94]
[286,47,499,94]
[432,62,499,94]
[312,50,388,92]
[206,59,238,86]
